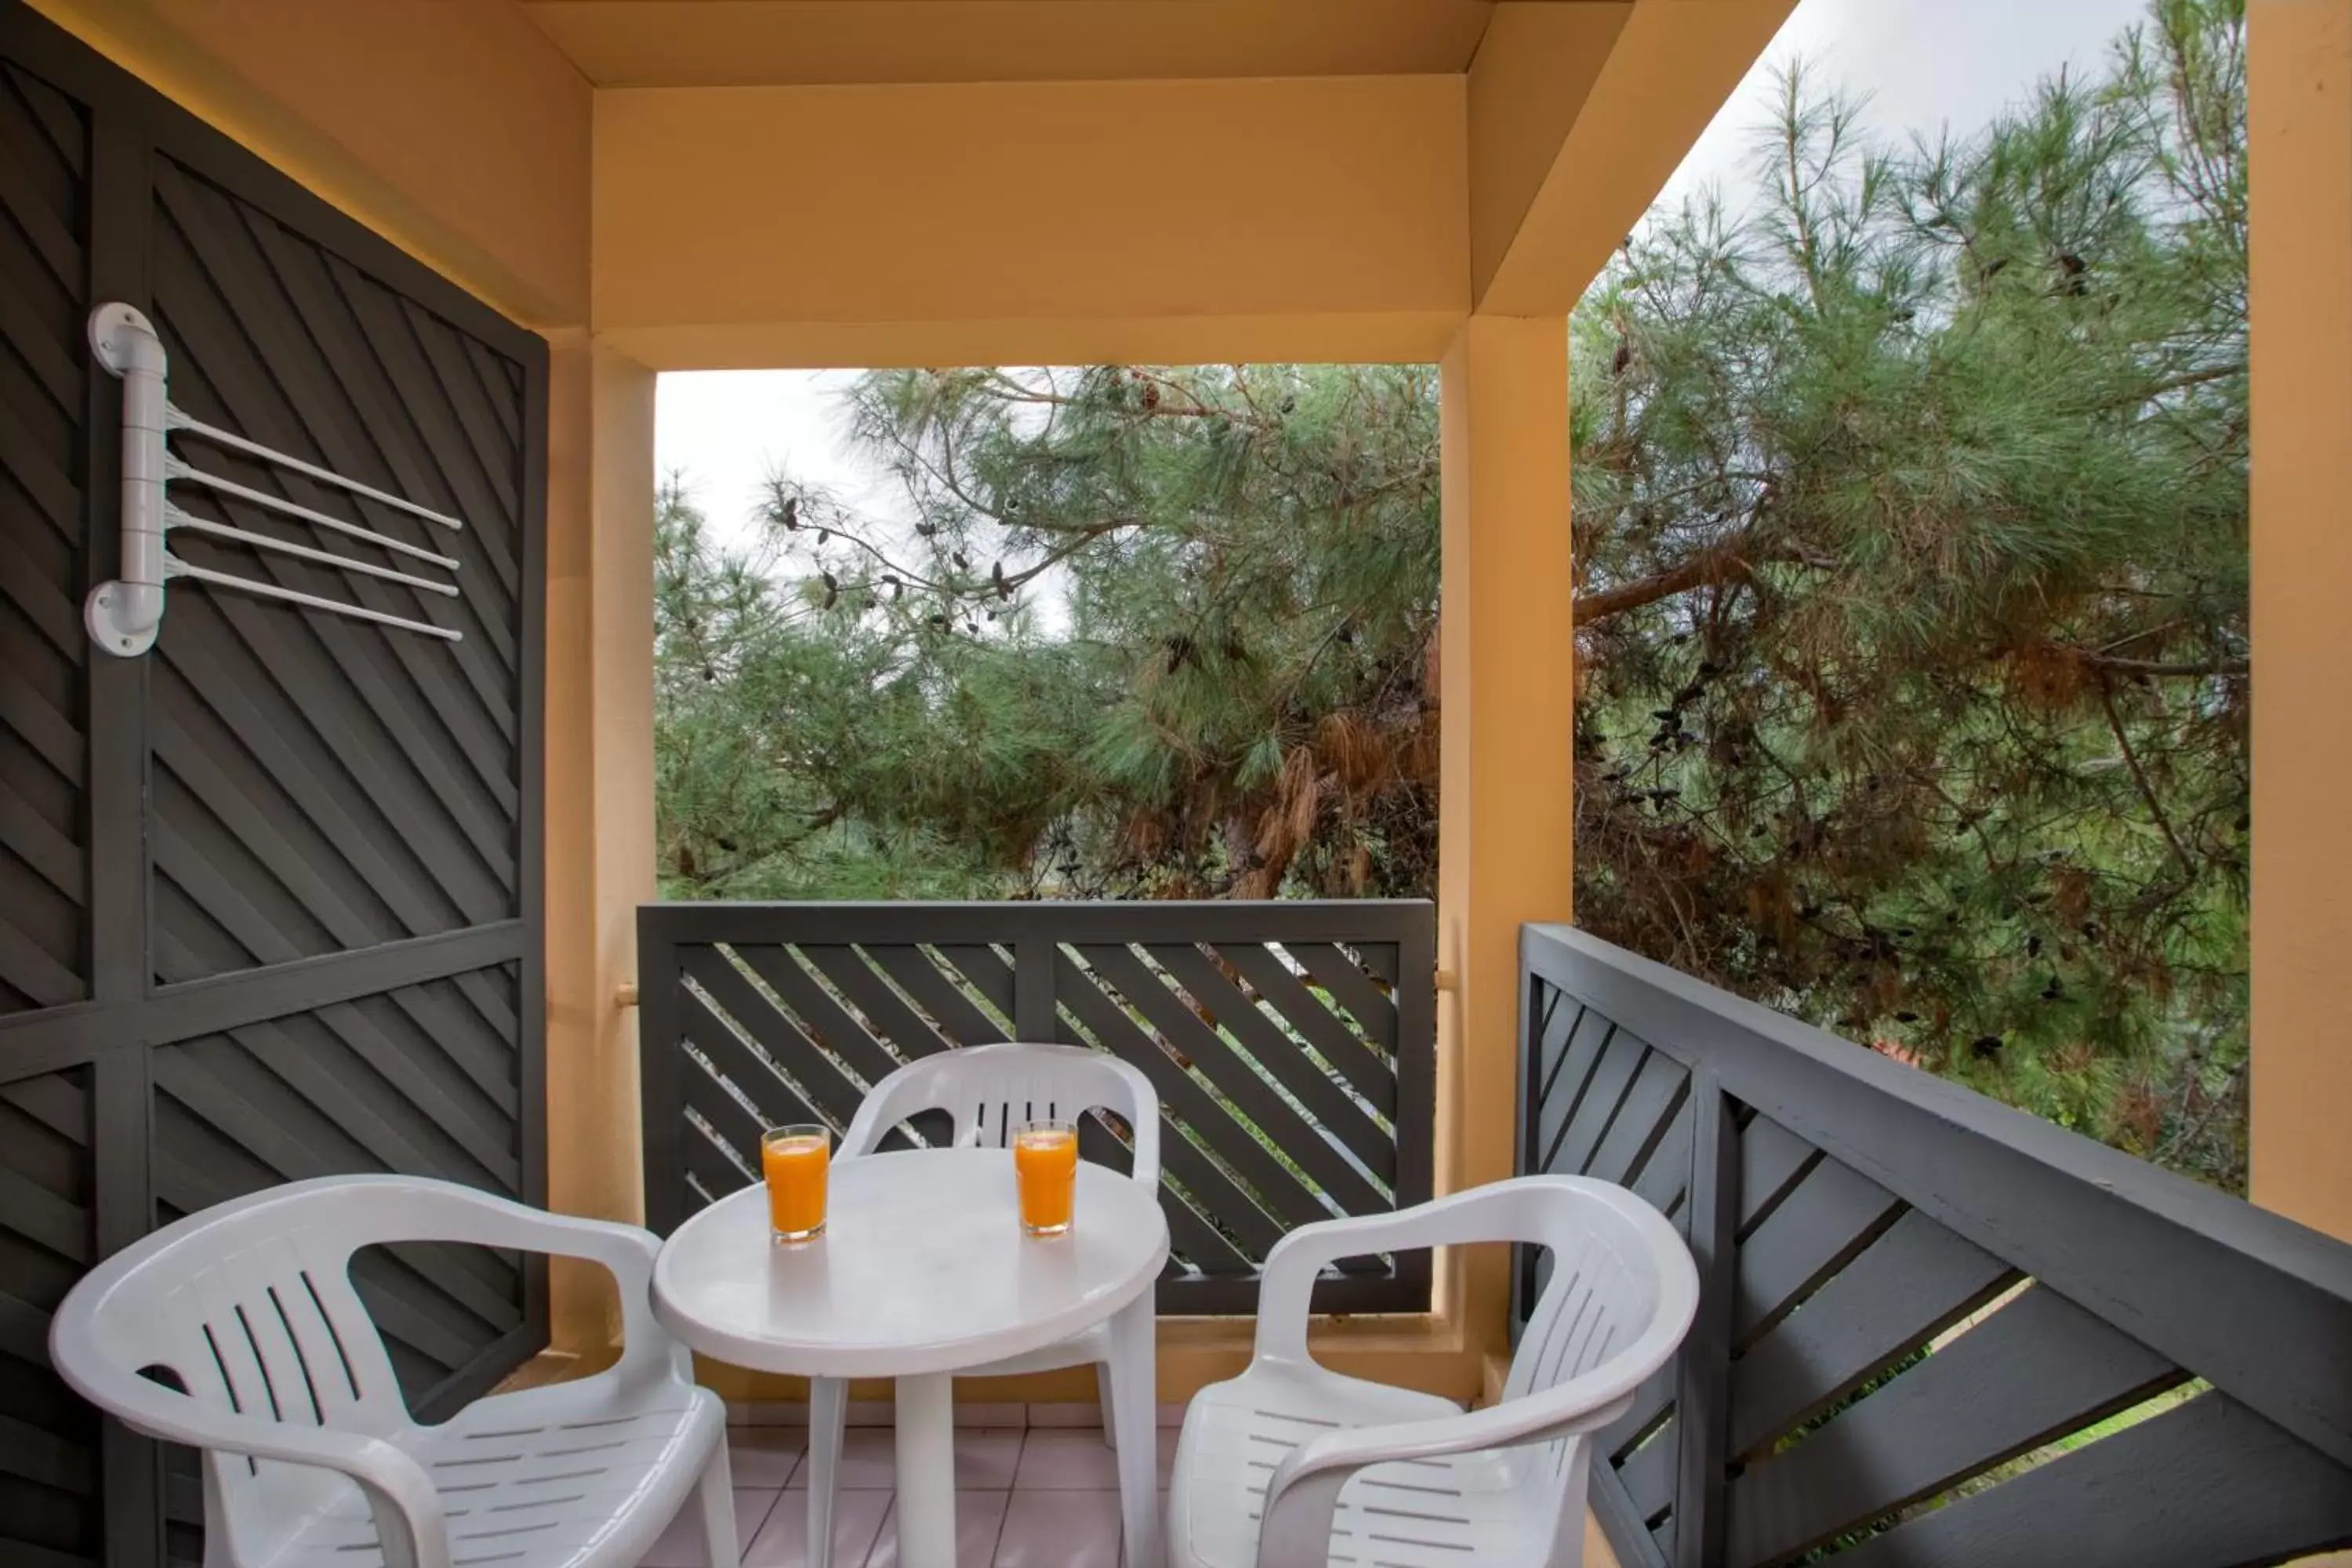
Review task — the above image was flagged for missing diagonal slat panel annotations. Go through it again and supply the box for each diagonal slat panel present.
[1141,942,1394,1179]
[152,615,463,936]
[1737,1112,1820,1240]
[799,945,956,1065]
[1537,1006,1614,1173]
[167,573,506,931]
[238,201,521,712]
[733,942,911,1092]
[1733,1155,1905,1347]
[155,183,517,833]
[681,1047,778,1170]
[1550,1026,1650,1178]
[679,946,869,1131]
[1585,1049,1689,1187]
[1211,940,1394,1109]
[0,24,547,1562]
[863,944,1010,1046]
[1279,940,1399,1053]
[0,48,81,1027]
[1828,1392,2352,1568]
[321,251,520,597]
[1073,945,1364,1241]
[1077,942,1381,1221]
[933,942,1017,1020]
[242,206,518,681]
[1726,1284,2180,1568]
[640,902,1436,1311]
[1727,1210,2020,1460]
[1047,951,1294,1261]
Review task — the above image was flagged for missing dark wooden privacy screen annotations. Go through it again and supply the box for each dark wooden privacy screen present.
[638,900,1436,1313]
[0,7,547,1564]
[1517,924,2352,1568]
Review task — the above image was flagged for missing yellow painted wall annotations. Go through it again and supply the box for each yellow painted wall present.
[1436,316,1577,1356]
[591,74,1468,365]
[1466,2,1630,303]
[2249,0,2352,1244]
[1475,0,1793,315]
[27,0,590,328]
[543,337,660,1352]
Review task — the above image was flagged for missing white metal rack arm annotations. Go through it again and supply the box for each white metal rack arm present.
[84,301,466,656]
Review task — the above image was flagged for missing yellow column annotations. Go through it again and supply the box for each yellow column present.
[543,334,659,1354]
[1436,316,1577,1357]
[2250,0,2352,1245]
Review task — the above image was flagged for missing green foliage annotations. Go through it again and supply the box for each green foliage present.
[656,364,1442,902]
[1571,0,2249,1185]
[653,0,2251,1188]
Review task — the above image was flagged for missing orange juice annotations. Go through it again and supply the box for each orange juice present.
[1014,1121,1078,1235]
[762,1126,829,1241]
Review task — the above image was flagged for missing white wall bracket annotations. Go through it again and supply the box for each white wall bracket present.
[85,301,466,658]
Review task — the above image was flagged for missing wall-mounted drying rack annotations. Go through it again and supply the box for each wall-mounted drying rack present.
[84,301,466,657]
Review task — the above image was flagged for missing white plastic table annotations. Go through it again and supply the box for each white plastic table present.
[652,1146,1171,1568]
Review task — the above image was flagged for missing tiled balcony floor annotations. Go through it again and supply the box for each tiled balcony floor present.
[641,1421,1179,1568]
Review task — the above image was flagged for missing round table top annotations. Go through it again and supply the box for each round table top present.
[652,1147,1171,1379]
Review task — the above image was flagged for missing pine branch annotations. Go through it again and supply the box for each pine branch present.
[2074,649,2248,678]
[1575,529,1824,624]
[2096,672,2198,877]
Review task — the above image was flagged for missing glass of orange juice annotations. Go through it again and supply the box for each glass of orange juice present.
[763,1123,830,1243]
[1014,1120,1079,1236]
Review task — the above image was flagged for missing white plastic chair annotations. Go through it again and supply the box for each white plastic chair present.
[49,1174,733,1568]
[807,1040,1163,1568]
[1167,1175,1698,1568]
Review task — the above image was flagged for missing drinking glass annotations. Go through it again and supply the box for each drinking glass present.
[1013,1120,1078,1236]
[762,1123,831,1242]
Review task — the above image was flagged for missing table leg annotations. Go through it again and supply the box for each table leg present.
[1109,1294,1163,1568]
[894,1373,958,1568]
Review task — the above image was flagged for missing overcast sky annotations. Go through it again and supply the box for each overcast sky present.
[655,0,2153,544]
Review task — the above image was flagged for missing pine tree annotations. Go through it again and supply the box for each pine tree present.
[1570,0,2247,1181]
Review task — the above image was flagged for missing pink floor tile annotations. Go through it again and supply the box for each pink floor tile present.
[731,1427,810,1489]
[866,1490,1011,1568]
[956,1429,1026,1490]
[991,1489,1125,1568]
[639,1486,782,1566]
[786,1426,898,1490]
[1013,1428,1123,1490]
[742,1486,891,1568]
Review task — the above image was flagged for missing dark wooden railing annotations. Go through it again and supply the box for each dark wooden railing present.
[1517,923,2352,1568]
[638,900,1436,1313]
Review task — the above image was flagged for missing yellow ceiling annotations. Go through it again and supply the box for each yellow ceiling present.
[518,0,1534,89]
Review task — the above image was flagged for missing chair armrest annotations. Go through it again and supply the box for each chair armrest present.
[1252,1184,1581,1369]
[324,1178,684,1381]
[53,1349,448,1568]
[1254,1387,1636,1568]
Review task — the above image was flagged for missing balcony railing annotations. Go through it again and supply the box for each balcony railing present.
[637,899,1436,1314]
[1518,923,2352,1568]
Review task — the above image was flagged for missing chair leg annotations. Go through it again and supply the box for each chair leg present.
[808,1376,850,1568]
[1107,1295,1161,1568]
[1098,1359,1119,1450]
[696,1442,739,1567]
